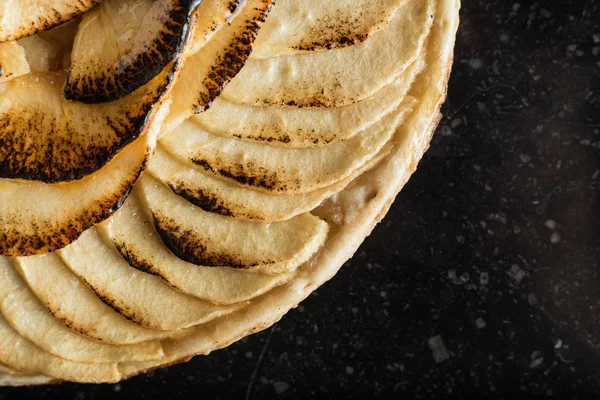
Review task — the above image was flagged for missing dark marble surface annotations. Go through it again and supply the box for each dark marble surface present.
[3,0,600,398]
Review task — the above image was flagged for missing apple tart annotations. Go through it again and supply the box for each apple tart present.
[0,0,459,384]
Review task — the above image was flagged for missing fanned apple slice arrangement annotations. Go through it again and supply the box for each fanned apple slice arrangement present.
[0,0,460,385]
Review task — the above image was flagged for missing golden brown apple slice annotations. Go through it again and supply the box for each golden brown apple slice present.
[252,0,407,58]
[0,312,120,383]
[160,101,414,194]
[0,0,103,42]
[14,254,176,345]
[187,0,246,55]
[149,144,387,221]
[221,0,434,107]
[0,93,167,257]
[65,0,201,103]
[194,60,423,147]
[0,257,164,363]
[138,175,329,274]
[0,67,173,183]
[164,0,274,133]
[100,191,294,304]
[59,229,240,331]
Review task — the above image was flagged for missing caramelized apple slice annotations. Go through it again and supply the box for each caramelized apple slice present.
[0,0,103,42]
[160,102,414,194]
[252,0,406,58]
[0,257,164,363]
[65,0,201,103]
[138,175,329,274]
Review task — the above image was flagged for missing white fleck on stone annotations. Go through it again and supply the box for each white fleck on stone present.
[273,381,289,394]
[567,44,577,52]
[513,3,521,12]
[475,318,487,329]
[469,58,483,70]
[554,339,563,349]
[550,232,561,244]
[380,291,387,298]
[428,335,450,363]
[245,351,253,359]
[593,34,600,44]
[480,272,489,285]
[529,352,544,368]
[260,377,269,385]
[488,212,507,224]
[519,153,531,163]
[508,264,526,283]
[451,118,462,128]
[545,219,557,230]
[113,384,121,392]
[528,293,538,305]
[346,366,355,375]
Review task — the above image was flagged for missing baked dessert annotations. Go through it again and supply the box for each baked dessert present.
[0,0,460,384]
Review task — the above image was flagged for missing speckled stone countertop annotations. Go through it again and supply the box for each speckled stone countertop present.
[4,1,600,398]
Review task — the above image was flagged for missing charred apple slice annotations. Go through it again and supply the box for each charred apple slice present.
[65,0,201,103]
[0,0,104,43]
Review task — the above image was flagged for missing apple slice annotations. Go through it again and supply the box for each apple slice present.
[0,67,173,183]
[252,0,406,58]
[160,101,414,194]
[59,229,240,331]
[194,59,423,148]
[221,0,434,107]
[164,0,275,133]
[0,257,164,363]
[137,175,329,274]
[149,144,387,222]
[0,100,163,257]
[65,0,201,103]
[100,191,294,304]
[14,253,175,345]
[0,0,103,42]
[0,313,120,383]
[187,0,246,55]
